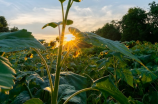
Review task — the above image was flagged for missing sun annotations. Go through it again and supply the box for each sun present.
[64,34,75,42]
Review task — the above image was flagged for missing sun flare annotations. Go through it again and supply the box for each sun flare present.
[64,34,75,42]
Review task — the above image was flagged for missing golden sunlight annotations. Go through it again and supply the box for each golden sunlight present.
[64,34,75,42]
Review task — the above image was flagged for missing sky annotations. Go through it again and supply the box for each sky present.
[0,0,154,42]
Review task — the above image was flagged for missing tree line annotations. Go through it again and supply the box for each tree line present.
[0,16,18,32]
[94,1,158,43]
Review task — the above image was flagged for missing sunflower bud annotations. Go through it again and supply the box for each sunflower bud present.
[73,0,81,2]
[59,0,66,3]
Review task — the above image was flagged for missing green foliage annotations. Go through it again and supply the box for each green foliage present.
[0,71,87,104]
[1,0,158,104]
[10,91,31,104]
[121,7,149,41]
[1,39,158,104]
[131,68,157,84]
[0,29,45,52]
[95,21,121,41]
[10,26,19,32]
[142,92,158,104]
[24,98,43,104]
[0,56,16,93]
[0,16,19,32]
[92,76,129,104]
[55,72,87,104]
[69,27,143,65]
[0,16,9,32]
[93,1,158,43]
[116,68,133,87]
[148,1,158,43]
[119,1,158,43]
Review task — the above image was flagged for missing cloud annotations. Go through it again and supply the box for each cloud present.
[101,5,112,11]
[9,7,62,25]
[73,6,92,15]
[0,0,11,6]
[9,4,127,32]
[67,5,124,32]
[8,4,134,41]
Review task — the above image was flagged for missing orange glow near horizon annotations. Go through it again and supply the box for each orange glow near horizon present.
[64,34,75,42]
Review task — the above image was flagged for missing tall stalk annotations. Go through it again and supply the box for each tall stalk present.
[32,48,54,102]
[52,0,73,104]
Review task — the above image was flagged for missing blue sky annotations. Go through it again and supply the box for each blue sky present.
[0,0,154,42]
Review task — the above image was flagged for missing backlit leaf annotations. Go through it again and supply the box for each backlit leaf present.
[68,27,148,69]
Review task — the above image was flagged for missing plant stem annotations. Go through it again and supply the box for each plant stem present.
[25,84,33,98]
[61,3,65,22]
[63,88,98,104]
[52,1,73,104]
[32,48,54,102]
[60,46,72,67]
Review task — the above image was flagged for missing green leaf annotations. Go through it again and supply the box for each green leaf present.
[48,72,87,104]
[0,29,45,52]
[149,92,158,104]
[0,56,15,93]
[42,20,73,29]
[42,87,51,102]
[11,91,30,104]
[142,92,158,104]
[58,84,82,103]
[116,68,133,87]
[64,40,92,50]
[25,73,45,86]
[131,68,157,83]
[65,19,73,25]
[42,22,60,29]
[96,58,109,69]
[92,76,129,104]
[69,27,148,69]
[128,96,143,104]
[24,98,43,104]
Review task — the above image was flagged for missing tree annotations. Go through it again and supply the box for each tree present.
[95,21,121,41]
[10,26,19,32]
[0,16,9,32]
[120,7,149,41]
[147,1,158,43]
[0,16,19,33]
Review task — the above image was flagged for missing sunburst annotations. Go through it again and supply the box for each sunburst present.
[64,34,75,42]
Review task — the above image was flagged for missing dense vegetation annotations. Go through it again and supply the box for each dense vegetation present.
[95,1,158,43]
[0,16,19,32]
[0,0,158,104]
